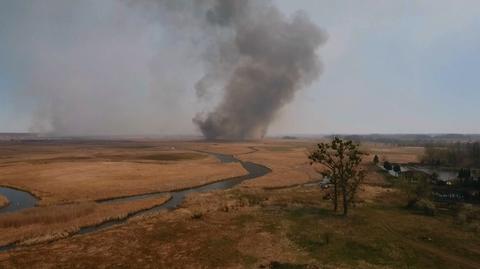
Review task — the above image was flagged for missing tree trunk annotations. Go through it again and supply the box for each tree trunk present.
[333,183,338,212]
[342,178,348,216]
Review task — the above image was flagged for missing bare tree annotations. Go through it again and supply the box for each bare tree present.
[309,137,366,216]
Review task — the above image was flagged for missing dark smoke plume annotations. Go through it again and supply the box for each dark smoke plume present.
[136,0,326,140]
[4,0,325,138]
[193,0,326,139]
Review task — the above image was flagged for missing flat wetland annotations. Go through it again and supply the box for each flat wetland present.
[0,141,246,205]
[0,139,478,268]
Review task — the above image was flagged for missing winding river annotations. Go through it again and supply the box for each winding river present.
[0,152,271,251]
[0,187,37,214]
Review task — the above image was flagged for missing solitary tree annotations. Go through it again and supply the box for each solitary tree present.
[373,155,379,165]
[309,137,366,216]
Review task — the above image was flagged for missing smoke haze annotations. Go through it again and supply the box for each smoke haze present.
[0,0,325,138]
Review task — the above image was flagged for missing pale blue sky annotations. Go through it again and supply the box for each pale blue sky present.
[1,1,479,134]
[271,0,480,134]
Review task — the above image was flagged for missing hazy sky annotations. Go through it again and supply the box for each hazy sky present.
[1,0,479,135]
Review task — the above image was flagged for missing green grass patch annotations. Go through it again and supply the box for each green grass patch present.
[332,240,391,264]
[233,214,256,228]
[283,205,422,267]
[287,206,331,220]
[286,207,336,255]
[150,222,187,242]
[240,188,480,268]
[241,255,259,267]
[195,237,248,268]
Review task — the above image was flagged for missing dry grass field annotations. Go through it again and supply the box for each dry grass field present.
[0,195,8,208]
[1,139,478,269]
[185,139,325,189]
[0,141,246,205]
[0,195,170,247]
[237,145,319,188]
[1,179,479,269]
[0,140,422,207]
[362,143,424,164]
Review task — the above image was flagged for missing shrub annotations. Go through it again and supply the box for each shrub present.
[415,199,436,216]
[384,161,392,171]
[191,211,203,219]
[398,175,432,208]
[393,164,401,173]
[453,203,480,224]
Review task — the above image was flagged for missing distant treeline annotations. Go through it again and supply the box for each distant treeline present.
[328,134,480,147]
[423,142,480,168]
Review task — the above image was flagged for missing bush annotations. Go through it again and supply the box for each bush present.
[456,211,468,225]
[393,164,401,173]
[415,199,436,216]
[384,161,392,171]
[453,203,480,224]
[191,211,203,219]
[399,176,432,208]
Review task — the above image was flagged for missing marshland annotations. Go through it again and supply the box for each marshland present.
[0,138,478,268]
[1,0,480,268]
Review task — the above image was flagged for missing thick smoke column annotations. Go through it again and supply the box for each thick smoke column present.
[135,0,326,139]
[2,0,325,137]
[192,0,327,139]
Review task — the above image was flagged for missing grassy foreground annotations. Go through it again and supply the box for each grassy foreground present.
[1,171,479,268]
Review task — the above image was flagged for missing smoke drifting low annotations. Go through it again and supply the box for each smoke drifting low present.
[2,0,326,139]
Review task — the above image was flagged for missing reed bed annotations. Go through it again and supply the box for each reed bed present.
[0,195,170,247]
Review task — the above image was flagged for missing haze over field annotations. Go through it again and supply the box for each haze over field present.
[1,3,480,266]
[1,0,480,136]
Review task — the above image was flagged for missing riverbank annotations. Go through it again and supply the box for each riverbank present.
[0,195,171,249]
[0,143,248,206]
[0,187,37,214]
[0,149,271,252]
